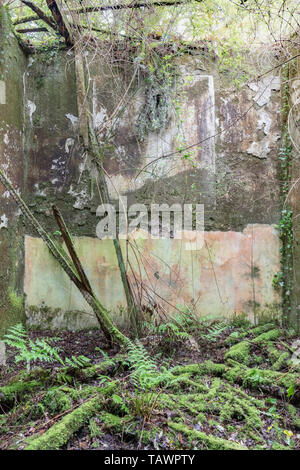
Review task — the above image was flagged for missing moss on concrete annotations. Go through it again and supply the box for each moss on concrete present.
[250,323,276,336]
[77,359,120,380]
[170,360,226,377]
[224,360,297,392]
[0,380,42,408]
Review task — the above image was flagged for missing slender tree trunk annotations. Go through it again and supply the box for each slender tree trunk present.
[0,168,131,348]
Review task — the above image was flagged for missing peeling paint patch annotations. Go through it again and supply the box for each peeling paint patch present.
[2,190,10,199]
[246,109,280,158]
[65,137,75,153]
[3,133,9,145]
[248,75,280,107]
[247,140,270,159]
[27,100,36,124]
[68,185,89,209]
[258,111,272,135]
[28,56,35,68]
[0,214,8,229]
[94,107,108,129]
[0,81,6,105]
[24,225,280,329]
[65,113,78,127]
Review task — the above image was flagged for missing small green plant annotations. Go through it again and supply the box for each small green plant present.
[157,321,189,341]
[246,369,265,388]
[141,314,191,354]
[130,391,160,422]
[230,312,251,328]
[109,393,130,417]
[126,340,159,391]
[64,355,91,368]
[286,384,295,400]
[95,347,110,360]
[125,340,173,421]
[265,398,278,417]
[89,418,103,438]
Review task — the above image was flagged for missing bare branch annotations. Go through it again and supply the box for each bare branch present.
[21,1,57,30]
[16,27,49,33]
[72,0,195,14]
[13,15,40,25]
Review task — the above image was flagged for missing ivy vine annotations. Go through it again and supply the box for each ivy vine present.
[273,64,293,324]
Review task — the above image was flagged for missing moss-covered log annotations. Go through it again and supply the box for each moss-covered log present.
[24,383,116,450]
[169,422,248,450]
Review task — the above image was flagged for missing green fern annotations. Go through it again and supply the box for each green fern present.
[126,340,157,390]
[64,355,91,368]
[4,324,62,372]
[125,340,177,391]
[157,322,189,340]
[4,324,90,372]
[204,321,231,342]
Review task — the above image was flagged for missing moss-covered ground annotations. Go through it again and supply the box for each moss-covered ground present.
[0,318,299,450]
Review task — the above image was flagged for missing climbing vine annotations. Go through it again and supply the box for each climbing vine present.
[135,53,176,141]
[273,64,293,325]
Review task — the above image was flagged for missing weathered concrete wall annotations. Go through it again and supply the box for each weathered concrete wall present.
[0,7,284,331]
[20,51,282,328]
[287,60,300,332]
[0,8,26,336]
[25,225,280,329]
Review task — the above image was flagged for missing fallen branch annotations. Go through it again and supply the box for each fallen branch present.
[52,205,93,296]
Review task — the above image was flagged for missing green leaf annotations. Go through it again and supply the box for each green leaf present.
[287,385,295,398]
